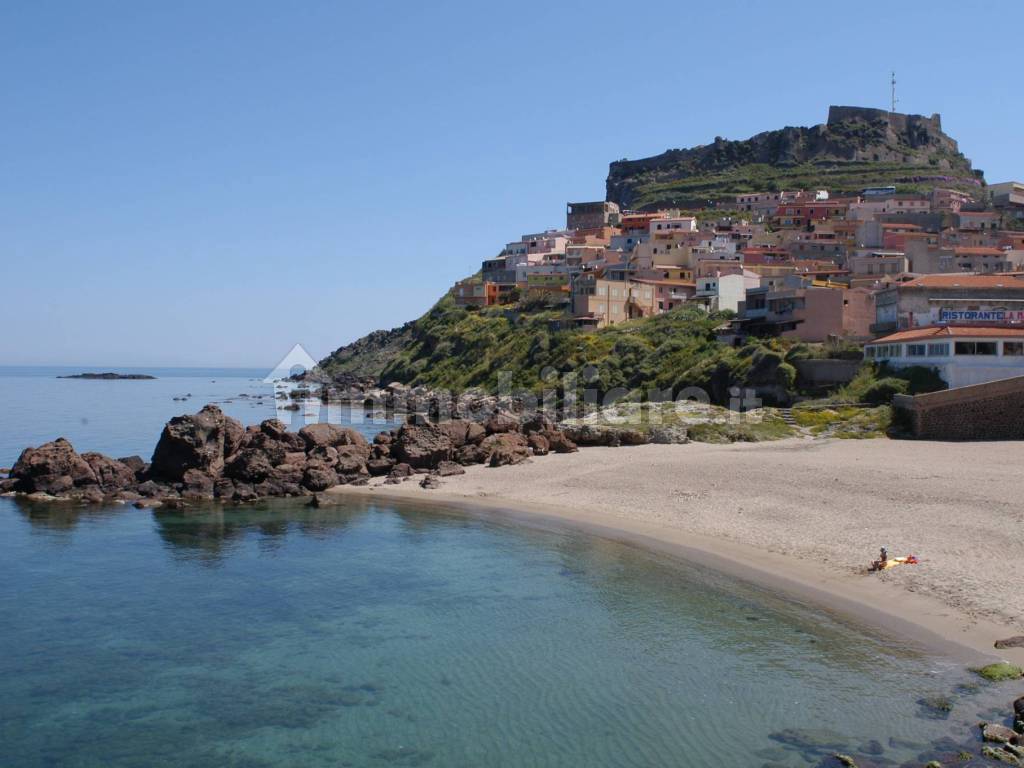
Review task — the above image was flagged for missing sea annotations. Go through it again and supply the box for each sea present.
[0,366,1009,767]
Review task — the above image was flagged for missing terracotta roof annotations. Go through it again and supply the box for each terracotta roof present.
[953,247,1006,256]
[631,278,695,287]
[869,325,1024,344]
[900,274,1024,289]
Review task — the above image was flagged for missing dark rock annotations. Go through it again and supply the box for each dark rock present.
[373,432,392,445]
[527,433,549,456]
[149,405,238,481]
[302,466,339,492]
[133,498,163,509]
[485,411,520,435]
[283,450,308,467]
[298,423,369,451]
[455,443,487,465]
[307,493,343,508]
[260,419,289,440]
[995,637,1024,650]
[213,477,236,500]
[117,455,147,477]
[436,460,465,477]
[438,419,486,448]
[225,448,275,483]
[335,445,371,475]
[482,433,530,467]
[0,478,17,493]
[388,463,414,479]
[522,413,557,435]
[78,486,106,504]
[181,468,215,500]
[420,474,442,489]
[234,483,258,502]
[82,453,137,490]
[562,424,647,447]
[917,694,954,720]
[544,429,578,454]
[11,438,97,494]
[135,480,165,498]
[367,457,396,476]
[391,423,453,469]
[307,445,338,466]
[223,418,245,458]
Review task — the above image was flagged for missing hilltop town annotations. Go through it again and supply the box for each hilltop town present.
[438,107,1024,407]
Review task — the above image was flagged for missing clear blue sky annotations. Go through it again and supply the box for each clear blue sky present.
[2,0,1021,367]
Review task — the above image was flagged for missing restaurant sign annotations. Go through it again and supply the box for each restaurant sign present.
[938,308,1024,323]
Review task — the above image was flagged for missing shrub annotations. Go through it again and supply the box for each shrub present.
[862,377,909,405]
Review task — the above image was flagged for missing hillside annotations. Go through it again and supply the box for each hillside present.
[318,298,808,406]
[606,106,984,210]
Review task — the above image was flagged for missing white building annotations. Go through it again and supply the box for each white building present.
[692,270,761,313]
[865,326,1024,388]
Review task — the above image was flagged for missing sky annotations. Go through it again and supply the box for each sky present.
[1,0,1022,368]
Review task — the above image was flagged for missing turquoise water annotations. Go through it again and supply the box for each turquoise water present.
[0,496,1002,768]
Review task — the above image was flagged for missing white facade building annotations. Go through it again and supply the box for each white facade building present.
[865,326,1024,389]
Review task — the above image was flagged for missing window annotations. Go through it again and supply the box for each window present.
[865,346,876,359]
[927,343,950,357]
[955,341,998,355]
[907,344,927,357]
[1004,341,1024,356]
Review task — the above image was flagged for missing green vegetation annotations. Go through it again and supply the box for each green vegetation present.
[833,363,946,404]
[792,406,892,439]
[971,662,1023,682]
[321,298,805,407]
[624,161,969,209]
[686,415,794,443]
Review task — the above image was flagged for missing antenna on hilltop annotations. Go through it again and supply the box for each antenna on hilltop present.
[890,71,898,114]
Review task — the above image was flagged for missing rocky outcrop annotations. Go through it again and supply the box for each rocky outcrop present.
[482,433,530,467]
[562,424,646,447]
[607,105,982,210]
[391,423,453,469]
[150,405,240,481]
[11,438,97,494]
[4,403,612,506]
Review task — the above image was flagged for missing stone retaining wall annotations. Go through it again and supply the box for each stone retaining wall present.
[893,375,1024,440]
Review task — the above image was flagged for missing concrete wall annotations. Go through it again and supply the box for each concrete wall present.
[793,359,862,386]
[893,374,1024,440]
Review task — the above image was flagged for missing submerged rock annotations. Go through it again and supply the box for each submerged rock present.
[973,663,1024,682]
[983,723,1018,744]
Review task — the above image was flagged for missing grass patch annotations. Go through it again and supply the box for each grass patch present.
[686,415,794,443]
[792,406,891,439]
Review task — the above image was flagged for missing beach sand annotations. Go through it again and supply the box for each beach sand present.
[331,437,1024,663]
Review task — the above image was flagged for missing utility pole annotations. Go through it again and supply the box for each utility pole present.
[890,71,898,114]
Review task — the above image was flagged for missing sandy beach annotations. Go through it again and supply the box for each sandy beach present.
[332,437,1024,663]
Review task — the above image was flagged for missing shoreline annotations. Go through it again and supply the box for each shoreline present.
[328,440,1024,666]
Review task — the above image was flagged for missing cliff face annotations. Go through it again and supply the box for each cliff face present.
[606,106,983,210]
